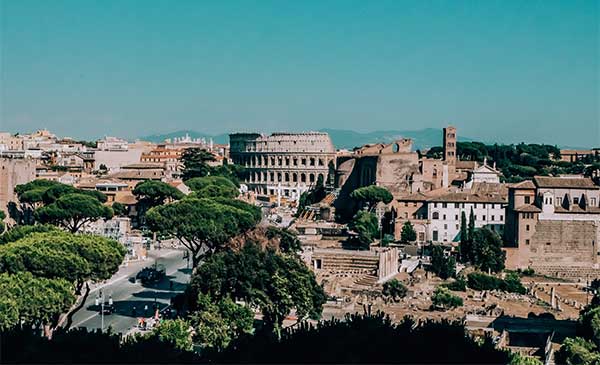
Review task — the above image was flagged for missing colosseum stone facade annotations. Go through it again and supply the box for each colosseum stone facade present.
[229,132,336,200]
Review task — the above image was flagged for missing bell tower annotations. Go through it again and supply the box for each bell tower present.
[443,126,456,164]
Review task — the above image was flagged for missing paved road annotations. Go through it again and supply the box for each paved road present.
[70,247,191,335]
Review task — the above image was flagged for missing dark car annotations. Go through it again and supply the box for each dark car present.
[137,265,166,284]
[101,304,115,315]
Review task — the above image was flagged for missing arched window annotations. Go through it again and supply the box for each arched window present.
[285,173,290,182]
[301,173,307,183]
[318,173,324,184]
[309,173,315,183]
[292,173,298,182]
[432,211,440,220]
[277,172,282,182]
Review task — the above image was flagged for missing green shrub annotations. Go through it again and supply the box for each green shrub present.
[467,272,526,294]
[431,287,463,310]
[443,276,466,292]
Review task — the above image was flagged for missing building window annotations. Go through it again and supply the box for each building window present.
[405,202,409,207]
[310,158,315,166]
[444,224,448,230]
[432,212,439,220]
[525,196,531,204]
[443,214,446,220]
[525,239,530,245]
[455,215,458,221]
[442,203,447,208]
[301,158,307,165]
[432,230,438,241]
[483,215,486,221]
[318,158,324,166]
[546,242,551,246]
[491,215,495,221]
[500,215,504,221]
[293,158,298,166]
[526,225,530,231]
[455,224,459,230]
[454,203,459,208]
[434,203,437,208]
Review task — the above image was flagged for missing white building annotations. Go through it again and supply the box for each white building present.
[464,159,502,188]
[427,191,507,243]
[97,136,129,151]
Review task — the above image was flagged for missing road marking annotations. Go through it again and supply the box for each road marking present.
[72,312,100,328]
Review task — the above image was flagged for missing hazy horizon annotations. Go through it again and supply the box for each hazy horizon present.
[1,0,598,146]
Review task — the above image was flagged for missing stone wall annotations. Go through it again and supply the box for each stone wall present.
[505,220,600,278]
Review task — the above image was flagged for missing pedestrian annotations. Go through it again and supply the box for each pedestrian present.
[108,295,113,306]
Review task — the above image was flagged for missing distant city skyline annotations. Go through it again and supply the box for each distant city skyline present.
[1,0,598,147]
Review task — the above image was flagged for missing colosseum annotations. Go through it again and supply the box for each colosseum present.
[229,132,336,200]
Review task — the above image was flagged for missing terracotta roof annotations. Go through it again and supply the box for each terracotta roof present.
[429,192,506,204]
[114,192,137,205]
[396,192,429,202]
[510,180,536,189]
[513,205,542,212]
[533,176,598,189]
[554,205,600,214]
[455,160,479,170]
[121,163,164,169]
[109,171,164,180]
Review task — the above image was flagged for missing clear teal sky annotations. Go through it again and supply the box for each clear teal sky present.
[1,0,598,146]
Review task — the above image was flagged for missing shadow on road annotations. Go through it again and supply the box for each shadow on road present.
[132,290,177,300]
[89,300,169,319]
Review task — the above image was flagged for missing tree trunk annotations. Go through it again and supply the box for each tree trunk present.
[62,282,90,330]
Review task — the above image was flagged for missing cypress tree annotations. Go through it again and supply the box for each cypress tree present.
[459,211,469,263]
[467,208,476,262]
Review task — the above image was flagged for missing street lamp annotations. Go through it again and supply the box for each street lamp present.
[96,291,105,332]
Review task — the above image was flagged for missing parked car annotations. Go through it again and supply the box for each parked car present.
[136,265,166,284]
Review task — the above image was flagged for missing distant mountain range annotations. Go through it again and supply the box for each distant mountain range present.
[140,128,475,150]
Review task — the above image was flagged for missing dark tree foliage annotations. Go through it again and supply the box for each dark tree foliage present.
[188,242,326,336]
[210,163,247,187]
[350,185,393,211]
[185,176,239,199]
[459,211,469,262]
[146,198,259,267]
[556,288,600,363]
[296,175,327,215]
[180,148,216,181]
[382,279,408,302]
[425,141,593,182]
[11,180,108,227]
[35,193,113,233]
[0,327,199,364]
[400,221,417,243]
[470,228,506,273]
[0,224,59,245]
[348,210,379,250]
[111,202,127,216]
[429,245,456,280]
[265,227,302,253]
[132,180,184,224]
[132,180,184,207]
[466,272,526,294]
[208,312,510,364]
